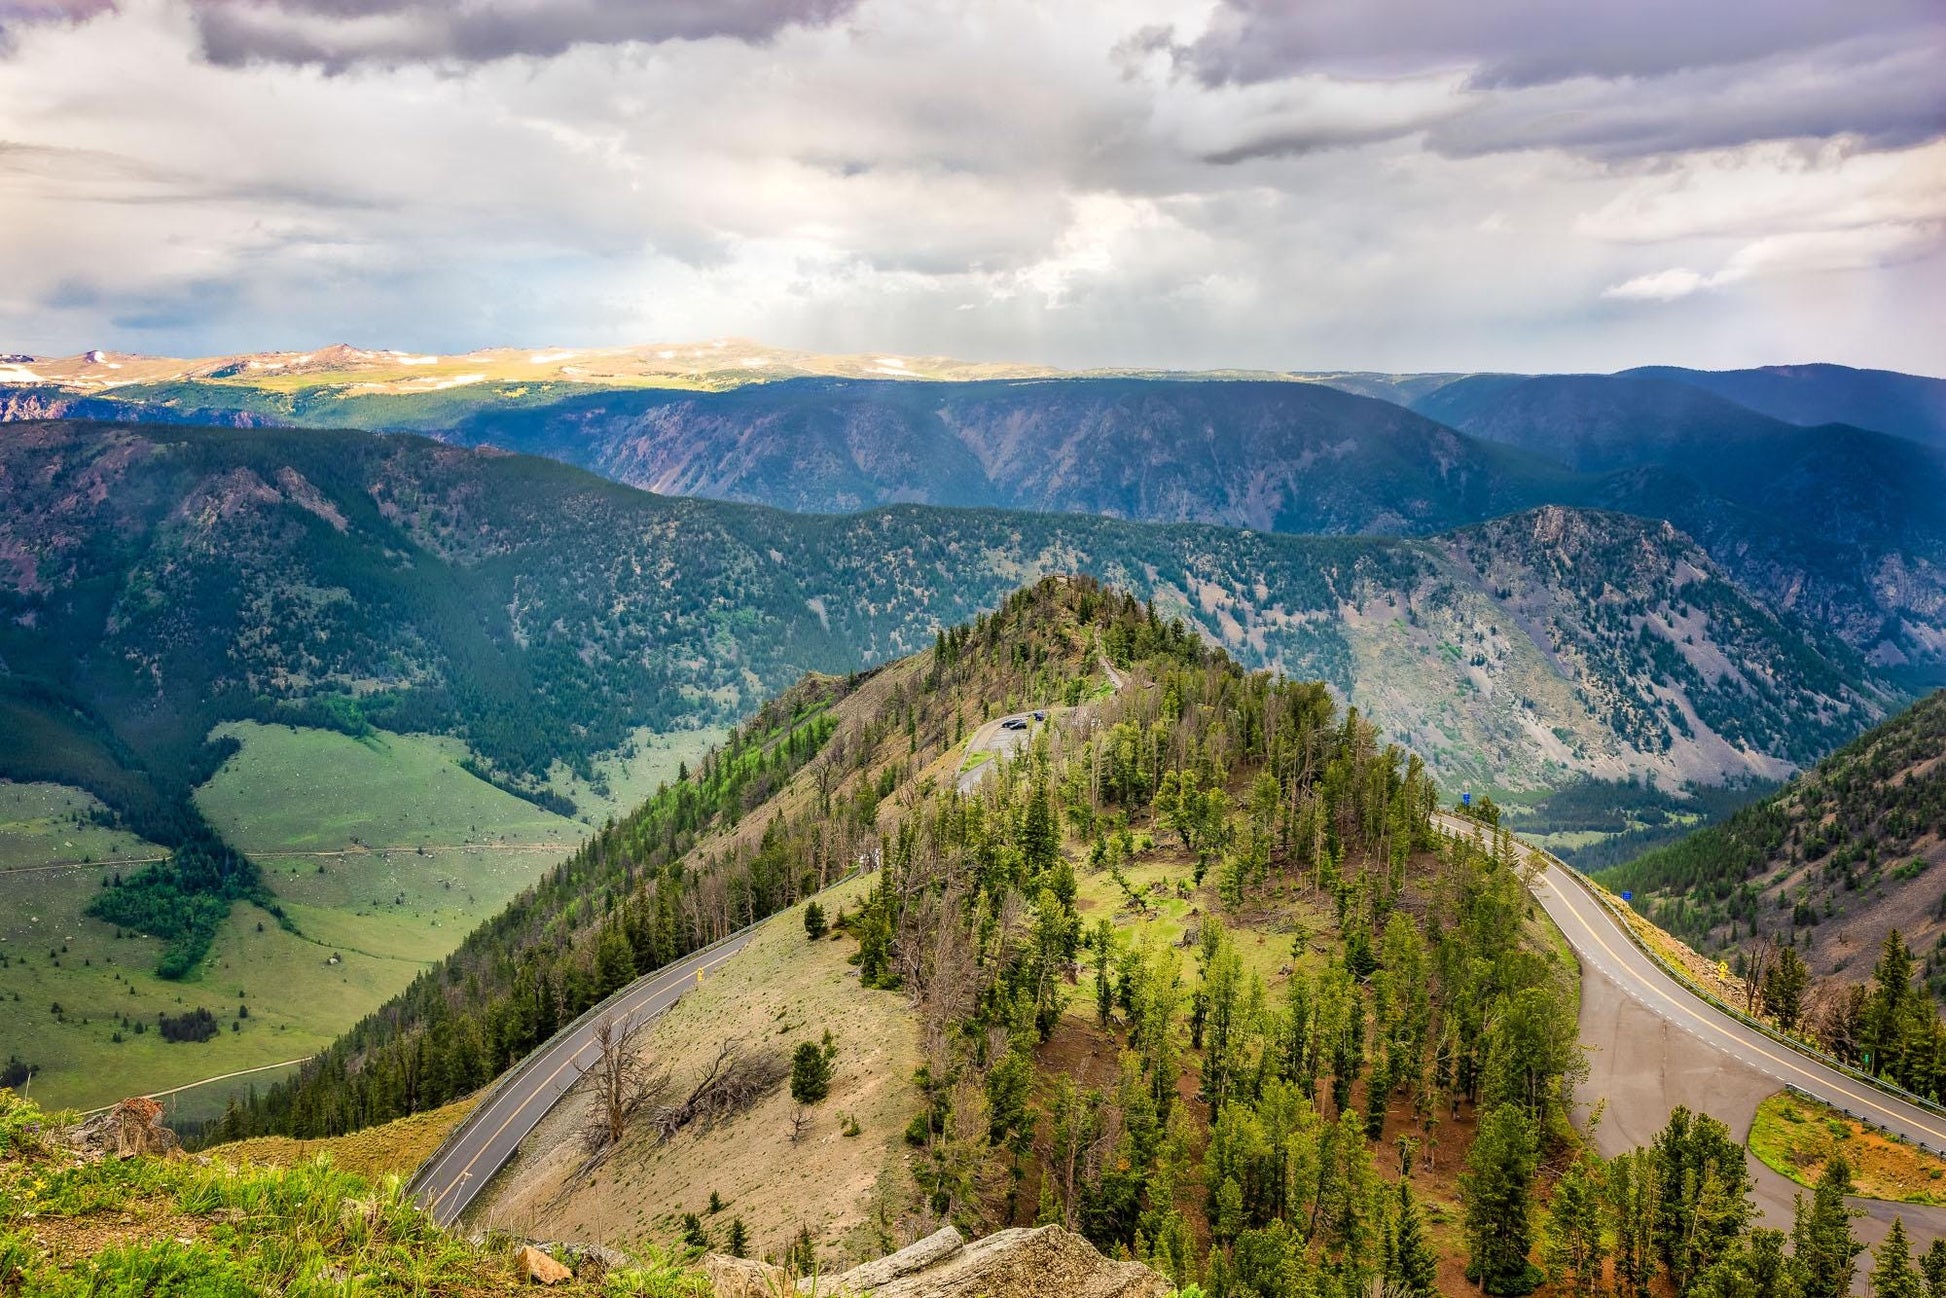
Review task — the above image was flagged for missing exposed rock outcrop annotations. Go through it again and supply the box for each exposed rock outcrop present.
[65,1097,181,1159]
[704,1224,1173,1298]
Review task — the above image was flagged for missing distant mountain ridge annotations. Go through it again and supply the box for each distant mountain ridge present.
[5,352,1943,679]
[1625,363,1946,449]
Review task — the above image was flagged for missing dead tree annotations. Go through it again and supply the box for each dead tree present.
[581,1014,662,1154]
[648,1039,788,1143]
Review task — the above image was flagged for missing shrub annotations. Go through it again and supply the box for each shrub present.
[804,901,828,941]
[790,1039,834,1105]
[157,1008,219,1044]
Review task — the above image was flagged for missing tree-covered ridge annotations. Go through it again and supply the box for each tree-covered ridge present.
[1604,689,1946,954]
[2,421,1879,812]
[212,574,1592,1293]
[12,362,1943,681]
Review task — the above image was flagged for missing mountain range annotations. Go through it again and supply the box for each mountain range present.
[0,419,1884,867]
[8,351,1938,685]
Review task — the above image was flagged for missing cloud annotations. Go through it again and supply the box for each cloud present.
[1177,0,1946,164]
[61,0,862,68]
[1602,268,1713,302]
[0,0,1941,376]
[1186,0,1940,88]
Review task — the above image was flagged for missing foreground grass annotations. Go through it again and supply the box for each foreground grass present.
[211,1097,479,1182]
[1749,1090,1946,1205]
[0,1091,713,1296]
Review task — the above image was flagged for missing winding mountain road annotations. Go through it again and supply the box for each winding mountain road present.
[410,934,757,1226]
[1441,814,1946,1264]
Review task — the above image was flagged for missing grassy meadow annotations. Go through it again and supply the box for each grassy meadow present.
[0,722,715,1116]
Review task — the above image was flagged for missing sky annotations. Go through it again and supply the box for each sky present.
[0,0,1941,374]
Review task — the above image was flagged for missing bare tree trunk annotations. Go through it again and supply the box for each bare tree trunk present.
[582,1013,654,1154]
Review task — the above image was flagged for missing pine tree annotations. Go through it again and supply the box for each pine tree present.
[803,901,827,941]
[1604,1147,1660,1298]
[1091,919,1115,1026]
[790,1039,834,1105]
[1382,1180,1438,1298]
[1866,931,1916,1078]
[1923,1237,1946,1298]
[1542,1151,1607,1297]
[1761,945,1811,1030]
[726,1217,750,1259]
[1462,1104,1541,1296]
[1793,1156,1863,1298]
[1875,1218,1926,1298]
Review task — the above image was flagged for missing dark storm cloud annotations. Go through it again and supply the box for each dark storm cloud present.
[189,0,859,67]
[1187,0,1941,88]
[1176,0,1946,162]
[1426,44,1946,160]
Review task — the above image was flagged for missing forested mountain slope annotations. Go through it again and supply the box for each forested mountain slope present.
[1604,689,1946,979]
[1412,373,1946,678]
[0,420,1876,820]
[211,578,1576,1292]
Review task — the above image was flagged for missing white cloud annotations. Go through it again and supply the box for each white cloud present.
[1603,269,1714,302]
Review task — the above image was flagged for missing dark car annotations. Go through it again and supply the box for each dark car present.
[1001,717,1029,730]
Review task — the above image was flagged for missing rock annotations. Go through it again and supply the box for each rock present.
[800,1226,965,1295]
[819,1226,1169,1298]
[702,1253,787,1297]
[65,1097,181,1160]
[555,1241,631,1279]
[513,1245,572,1286]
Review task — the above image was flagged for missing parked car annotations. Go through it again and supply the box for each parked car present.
[1001,717,1029,730]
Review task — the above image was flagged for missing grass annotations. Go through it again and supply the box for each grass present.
[195,722,583,852]
[0,1090,714,1295]
[0,722,712,1114]
[1748,1090,1946,1205]
[546,727,727,828]
[0,782,162,873]
[211,1097,479,1180]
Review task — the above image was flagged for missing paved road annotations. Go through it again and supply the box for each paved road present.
[955,714,1045,793]
[1440,815,1946,1266]
[411,933,757,1226]
[955,642,1126,796]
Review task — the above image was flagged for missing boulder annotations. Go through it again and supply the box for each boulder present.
[65,1097,181,1159]
[800,1226,965,1295]
[513,1244,572,1286]
[702,1253,788,1297]
[555,1241,631,1279]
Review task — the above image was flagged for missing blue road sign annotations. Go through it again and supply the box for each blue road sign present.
[1622,891,1633,901]
[1461,791,1471,807]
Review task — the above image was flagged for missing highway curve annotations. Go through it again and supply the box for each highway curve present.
[1442,815,1946,1264]
[411,933,757,1226]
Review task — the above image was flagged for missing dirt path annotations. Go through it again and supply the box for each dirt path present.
[2,841,576,874]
